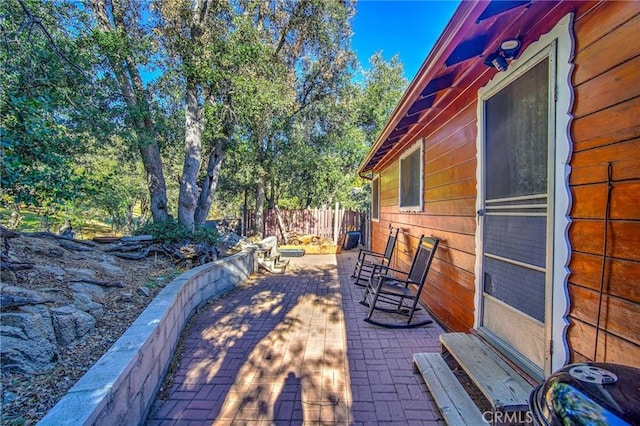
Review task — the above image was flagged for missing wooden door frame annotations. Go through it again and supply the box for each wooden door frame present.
[474,14,575,378]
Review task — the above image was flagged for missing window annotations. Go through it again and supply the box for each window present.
[399,140,424,211]
[371,175,380,221]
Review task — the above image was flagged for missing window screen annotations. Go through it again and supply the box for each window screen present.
[399,142,423,210]
[485,60,549,200]
[371,176,380,220]
[482,58,550,323]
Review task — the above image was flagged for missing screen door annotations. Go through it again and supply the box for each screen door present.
[479,58,551,378]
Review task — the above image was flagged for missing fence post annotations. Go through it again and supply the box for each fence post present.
[333,202,339,244]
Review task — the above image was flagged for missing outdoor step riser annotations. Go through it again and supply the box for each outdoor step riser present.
[257,258,289,274]
[439,333,533,412]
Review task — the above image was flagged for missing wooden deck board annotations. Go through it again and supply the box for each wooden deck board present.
[413,353,485,426]
[439,333,533,412]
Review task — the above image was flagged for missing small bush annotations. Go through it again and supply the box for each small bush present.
[135,219,219,245]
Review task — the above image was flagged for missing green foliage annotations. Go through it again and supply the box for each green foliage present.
[356,53,408,145]
[1,0,406,233]
[0,0,113,217]
[135,219,219,245]
[79,140,150,231]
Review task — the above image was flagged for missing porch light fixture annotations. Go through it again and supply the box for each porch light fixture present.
[483,38,521,72]
[500,38,521,59]
[484,52,508,72]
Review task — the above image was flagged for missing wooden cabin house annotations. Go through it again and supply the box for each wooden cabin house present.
[359,0,639,381]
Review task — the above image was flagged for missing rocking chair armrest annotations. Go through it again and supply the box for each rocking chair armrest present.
[377,266,409,277]
[376,271,409,283]
[357,249,384,258]
[368,261,389,273]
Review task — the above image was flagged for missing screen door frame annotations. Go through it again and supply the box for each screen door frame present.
[474,14,574,379]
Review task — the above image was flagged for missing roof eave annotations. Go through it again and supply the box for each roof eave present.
[358,0,490,178]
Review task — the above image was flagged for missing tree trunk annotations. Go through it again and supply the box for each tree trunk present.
[128,56,169,223]
[274,205,288,244]
[7,204,22,230]
[177,81,204,231]
[254,175,266,239]
[89,0,169,224]
[194,135,226,225]
[126,203,134,233]
[242,189,248,236]
[140,142,169,223]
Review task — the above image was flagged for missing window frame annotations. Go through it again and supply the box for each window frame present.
[371,174,380,222]
[398,139,424,212]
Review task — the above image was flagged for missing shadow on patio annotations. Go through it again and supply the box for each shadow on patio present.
[146,251,445,425]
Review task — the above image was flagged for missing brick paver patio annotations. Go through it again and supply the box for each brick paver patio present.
[147,250,446,425]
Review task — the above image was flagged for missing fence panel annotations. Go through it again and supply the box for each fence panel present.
[245,207,367,246]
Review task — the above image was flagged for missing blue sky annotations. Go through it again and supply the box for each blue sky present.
[352,0,461,81]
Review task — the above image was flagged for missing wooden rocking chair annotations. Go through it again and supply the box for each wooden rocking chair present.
[360,236,439,328]
[351,227,399,287]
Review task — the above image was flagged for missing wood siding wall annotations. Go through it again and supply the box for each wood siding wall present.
[567,1,640,366]
[374,99,479,333]
[371,1,640,367]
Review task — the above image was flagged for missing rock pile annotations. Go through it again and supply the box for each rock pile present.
[0,229,167,374]
[217,232,254,252]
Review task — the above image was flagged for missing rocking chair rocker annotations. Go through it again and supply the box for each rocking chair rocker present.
[360,235,439,329]
[351,227,399,287]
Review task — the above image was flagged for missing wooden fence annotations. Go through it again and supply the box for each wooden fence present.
[245,206,368,246]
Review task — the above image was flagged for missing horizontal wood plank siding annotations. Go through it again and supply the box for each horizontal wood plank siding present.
[373,91,478,332]
[573,55,640,119]
[569,252,640,303]
[570,138,640,185]
[572,181,640,219]
[367,1,640,366]
[568,1,640,364]
[573,1,639,52]
[569,319,640,367]
[572,11,640,86]
[569,285,640,346]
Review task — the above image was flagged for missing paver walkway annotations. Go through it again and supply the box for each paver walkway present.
[147,250,446,425]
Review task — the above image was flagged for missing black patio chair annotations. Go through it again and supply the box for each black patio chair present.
[351,227,399,287]
[360,235,439,328]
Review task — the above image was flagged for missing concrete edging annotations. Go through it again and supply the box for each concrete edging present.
[38,247,257,426]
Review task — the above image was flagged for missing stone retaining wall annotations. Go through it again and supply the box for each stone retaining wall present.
[38,247,256,425]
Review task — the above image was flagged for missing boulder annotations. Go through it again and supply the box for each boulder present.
[34,265,65,280]
[0,268,17,284]
[69,282,106,298]
[65,267,96,281]
[0,284,53,309]
[218,232,252,250]
[0,305,58,373]
[39,287,72,304]
[73,293,104,317]
[99,259,123,277]
[50,305,95,347]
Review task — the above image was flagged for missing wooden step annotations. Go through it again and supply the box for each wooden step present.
[439,333,533,412]
[413,353,485,426]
